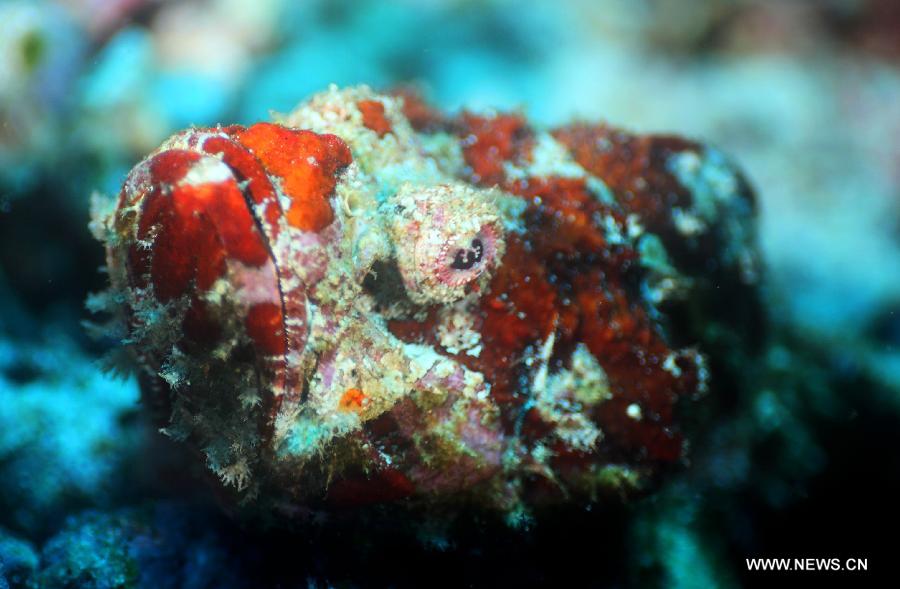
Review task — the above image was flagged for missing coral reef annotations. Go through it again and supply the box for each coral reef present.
[35,504,245,589]
[0,527,37,589]
[0,336,143,537]
[92,86,758,520]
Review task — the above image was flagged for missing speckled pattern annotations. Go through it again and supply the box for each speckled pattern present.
[92,85,758,521]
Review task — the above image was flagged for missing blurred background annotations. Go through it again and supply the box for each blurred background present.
[1,0,898,587]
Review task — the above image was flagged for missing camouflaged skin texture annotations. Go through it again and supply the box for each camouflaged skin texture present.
[90,85,758,520]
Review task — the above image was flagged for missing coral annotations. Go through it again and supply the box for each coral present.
[92,85,758,519]
[0,336,142,537]
[35,504,244,589]
[0,527,37,589]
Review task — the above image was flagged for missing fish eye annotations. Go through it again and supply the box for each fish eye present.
[450,238,484,271]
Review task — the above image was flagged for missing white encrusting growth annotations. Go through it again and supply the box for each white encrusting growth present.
[181,155,235,186]
[533,342,611,452]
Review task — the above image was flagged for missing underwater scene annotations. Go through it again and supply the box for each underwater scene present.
[1,0,899,587]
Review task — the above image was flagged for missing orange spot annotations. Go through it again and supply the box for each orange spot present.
[357,100,392,137]
[339,388,367,411]
[234,123,352,232]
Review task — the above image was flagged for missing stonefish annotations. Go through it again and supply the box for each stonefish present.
[91,86,757,520]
